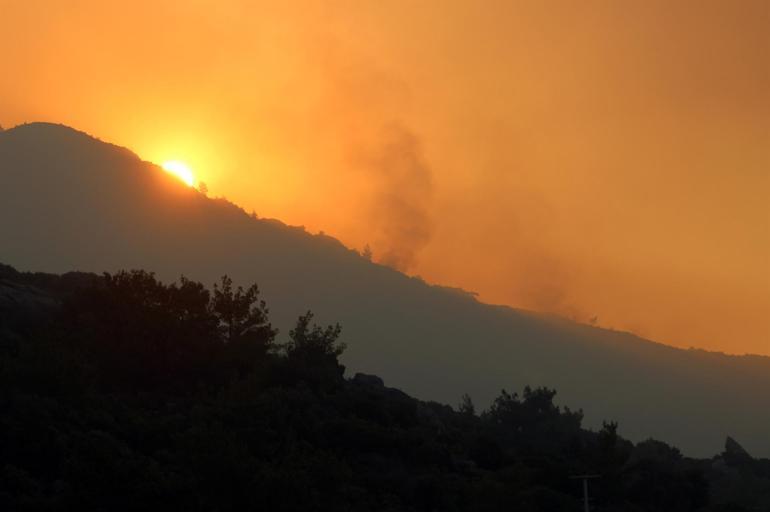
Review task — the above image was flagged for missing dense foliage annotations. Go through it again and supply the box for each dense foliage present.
[1,265,768,511]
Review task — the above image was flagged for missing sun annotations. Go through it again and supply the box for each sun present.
[161,160,195,187]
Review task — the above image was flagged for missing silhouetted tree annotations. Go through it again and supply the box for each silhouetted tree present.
[483,386,583,457]
[286,312,344,360]
[211,275,276,377]
[211,276,274,346]
[625,439,709,510]
[65,269,219,389]
[283,311,345,388]
[458,393,475,415]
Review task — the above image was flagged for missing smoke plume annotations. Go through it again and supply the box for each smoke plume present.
[360,123,433,272]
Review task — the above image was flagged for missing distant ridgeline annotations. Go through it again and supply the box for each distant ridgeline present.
[1,122,769,460]
[1,264,769,511]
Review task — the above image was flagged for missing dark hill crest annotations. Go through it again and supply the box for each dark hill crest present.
[1,122,768,457]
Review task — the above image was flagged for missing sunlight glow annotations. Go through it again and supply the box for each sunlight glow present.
[161,160,195,187]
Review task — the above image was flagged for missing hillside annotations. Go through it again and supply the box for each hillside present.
[2,266,769,511]
[1,122,768,457]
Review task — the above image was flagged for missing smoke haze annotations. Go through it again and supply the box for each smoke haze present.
[1,0,768,354]
[356,123,433,271]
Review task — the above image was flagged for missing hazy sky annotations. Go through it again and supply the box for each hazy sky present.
[2,0,768,355]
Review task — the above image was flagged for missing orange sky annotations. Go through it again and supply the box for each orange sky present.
[2,0,768,355]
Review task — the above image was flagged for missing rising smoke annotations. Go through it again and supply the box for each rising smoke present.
[360,123,433,272]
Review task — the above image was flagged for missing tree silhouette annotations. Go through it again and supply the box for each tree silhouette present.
[458,393,475,415]
[284,311,346,388]
[362,244,373,261]
[211,275,273,345]
[211,275,276,376]
[66,269,219,388]
[286,311,344,360]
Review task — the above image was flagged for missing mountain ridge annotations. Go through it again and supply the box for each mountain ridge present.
[1,121,768,457]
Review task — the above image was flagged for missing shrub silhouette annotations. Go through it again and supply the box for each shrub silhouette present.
[0,264,767,511]
[283,311,346,389]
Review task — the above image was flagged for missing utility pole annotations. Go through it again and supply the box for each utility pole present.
[569,474,600,512]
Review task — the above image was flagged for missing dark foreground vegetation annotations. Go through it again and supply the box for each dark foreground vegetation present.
[1,264,768,511]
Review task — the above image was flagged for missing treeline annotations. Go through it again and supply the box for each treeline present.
[0,264,768,511]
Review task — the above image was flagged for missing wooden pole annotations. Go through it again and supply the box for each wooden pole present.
[569,474,600,512]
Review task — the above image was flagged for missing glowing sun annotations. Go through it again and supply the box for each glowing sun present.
[161,160,195,187]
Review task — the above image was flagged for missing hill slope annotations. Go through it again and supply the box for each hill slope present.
[6,267,769,511]
[1,122,768,456]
